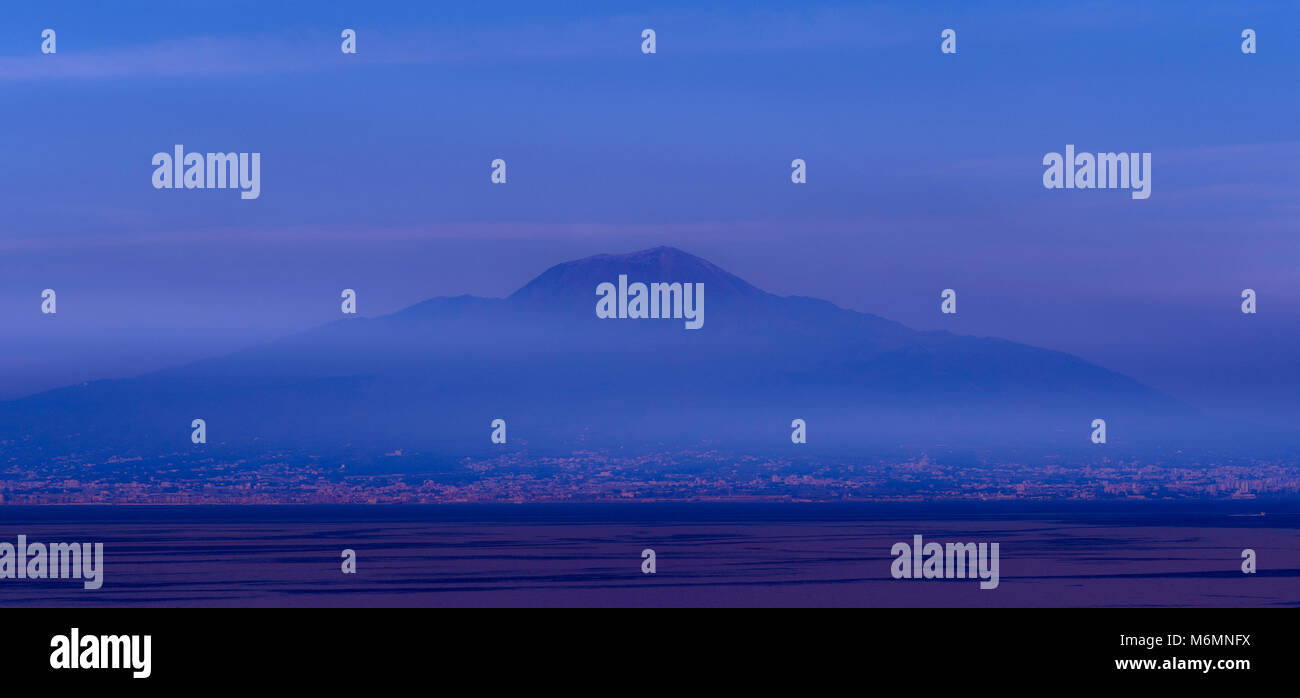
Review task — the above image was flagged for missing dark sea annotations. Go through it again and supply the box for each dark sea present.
[1,501,1297,607]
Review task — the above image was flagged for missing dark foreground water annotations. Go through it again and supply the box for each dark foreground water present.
[1,501,1297,607]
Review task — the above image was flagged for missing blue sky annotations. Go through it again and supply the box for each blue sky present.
[1,0,1297,427]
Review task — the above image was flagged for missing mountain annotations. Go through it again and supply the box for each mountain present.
[0,246,1215,461]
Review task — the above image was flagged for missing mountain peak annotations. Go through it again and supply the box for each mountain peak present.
[506,246,766,306]
[578,245,712,268]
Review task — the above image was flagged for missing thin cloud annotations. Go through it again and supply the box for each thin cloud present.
[0,8,910,83]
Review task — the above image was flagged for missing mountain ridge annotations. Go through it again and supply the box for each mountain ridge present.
[0,246,1223,460]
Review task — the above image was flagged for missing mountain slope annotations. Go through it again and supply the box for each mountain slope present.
[0,246,1204,460]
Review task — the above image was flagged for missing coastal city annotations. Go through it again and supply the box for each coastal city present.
[2,446,1296,504]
